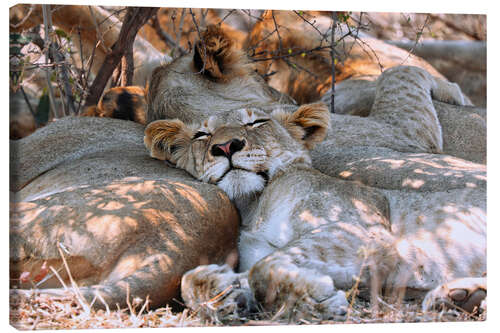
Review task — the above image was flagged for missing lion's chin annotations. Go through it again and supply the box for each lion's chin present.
[217,170,266,200]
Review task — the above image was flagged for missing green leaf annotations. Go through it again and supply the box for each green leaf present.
[10,46,22,56]
[10,33,32,45]
[55,29,68,39]
[35,93,50,126]
[10,33,22,43]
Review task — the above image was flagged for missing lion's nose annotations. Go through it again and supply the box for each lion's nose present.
[211,139,245,158]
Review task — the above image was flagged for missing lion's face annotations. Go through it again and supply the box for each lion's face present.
[144,103,330,199]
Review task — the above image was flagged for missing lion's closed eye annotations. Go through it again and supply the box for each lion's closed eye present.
[193,131,212,140]
[245,119,269,128]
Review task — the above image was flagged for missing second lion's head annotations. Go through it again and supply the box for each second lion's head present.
[144,103,329,199]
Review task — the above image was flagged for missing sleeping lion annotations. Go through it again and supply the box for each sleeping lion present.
[144,63,486,320]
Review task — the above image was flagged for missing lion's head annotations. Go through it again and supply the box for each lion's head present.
[144,103,329,199]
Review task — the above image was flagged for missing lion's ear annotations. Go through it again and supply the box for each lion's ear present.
[273,103,330,149]
[144,119,192,162]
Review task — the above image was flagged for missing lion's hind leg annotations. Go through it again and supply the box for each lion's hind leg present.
[368,66,466,154]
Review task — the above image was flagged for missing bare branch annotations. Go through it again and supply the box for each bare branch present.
[151,14,188,56]
[49,34,77,115]
[19,86,36,117]
[398,14,431,66]
[293,10,329,44]
[330,12,337,113]
[84,7,158,107]
[219,9,236,24]
[176,9,187,55]
[249,45,332,62]
[41,4,59,119]
[121,43,134,86]
[10,5,34,29]
[88,6,112,54]
[189,8,207,74]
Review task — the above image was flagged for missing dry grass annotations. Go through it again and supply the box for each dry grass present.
[9,289,485,330]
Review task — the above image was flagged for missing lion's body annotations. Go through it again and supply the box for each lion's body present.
[144,44,486,319]
[10,22,486,321]
[10,117,240,309]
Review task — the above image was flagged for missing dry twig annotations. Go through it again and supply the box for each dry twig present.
[84,7,158,106]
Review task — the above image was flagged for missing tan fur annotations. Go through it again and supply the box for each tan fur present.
[273,102,330,149]
[139,8,247,54]
[246,10,453,105]
[10,111,37,140]
[144,118,193,161]
[145,65,485,320]
[146,24,296,124]
[192,25,249,83]
[81,86,147,124]
[10,117,240,309]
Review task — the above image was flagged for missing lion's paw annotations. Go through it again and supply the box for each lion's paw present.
[422,277,486,314]
[181,264,258,320]
[250,262,348,321]
[193,25,240,82]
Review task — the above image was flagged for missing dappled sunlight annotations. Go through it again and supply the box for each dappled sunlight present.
[97,200,126,211]
[142,208,177,226]
[328,205,343,221]
[87,215,139,242]
[442,156,486,170]
[335,222,367,240]
[379,158,406,169]
[401,178,425,189]
[413,168,435,176]
[474,174,487,181]
[108,254,146,282]
[407,157,446,169]
[299,210,327,227]
[392,200,486,283]
[10,202,42,226]
[10,172,238,297]
[327,150,486,194]
[339,170,352,178]
[48,205,67,215]
[351,199,386,226]
[172,182,209,214]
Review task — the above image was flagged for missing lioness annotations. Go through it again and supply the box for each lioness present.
[146,24,484,165]
[81,86,147,124]
[144,65,486,320]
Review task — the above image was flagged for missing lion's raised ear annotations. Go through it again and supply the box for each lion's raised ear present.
[193,25,246,83]
[144,119,192,162]
[272,102,330,149]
